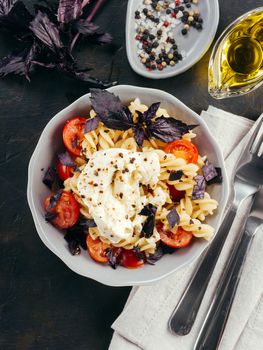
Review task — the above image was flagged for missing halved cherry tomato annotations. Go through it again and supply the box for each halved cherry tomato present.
[164,139,198,163]
[120,249,144,269]
[167,185,185,203]
[44,191,80,229]
[57,160,74,181]
[86,234,110,263]
[158,226,193,248]
[62,117,86,156]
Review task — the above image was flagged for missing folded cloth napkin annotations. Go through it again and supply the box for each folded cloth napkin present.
[109,106,263,350]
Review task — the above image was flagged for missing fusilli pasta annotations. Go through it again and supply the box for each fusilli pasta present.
[65,99,218,255]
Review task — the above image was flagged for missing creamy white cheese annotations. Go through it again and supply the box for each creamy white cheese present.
[77,148,166,243]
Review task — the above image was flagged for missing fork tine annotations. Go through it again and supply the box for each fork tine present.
[258,141,263,158]
[249,114,263,155]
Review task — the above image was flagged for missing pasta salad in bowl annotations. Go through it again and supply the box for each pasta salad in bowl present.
[27,85,229,286]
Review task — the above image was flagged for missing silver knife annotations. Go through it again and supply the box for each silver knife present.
[169,115,263,336]
[194,189,263,350]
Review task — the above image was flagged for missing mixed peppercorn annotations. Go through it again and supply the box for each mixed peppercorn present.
[134,0,204,71]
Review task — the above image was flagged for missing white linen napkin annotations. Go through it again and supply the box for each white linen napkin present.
[109,106,263,350]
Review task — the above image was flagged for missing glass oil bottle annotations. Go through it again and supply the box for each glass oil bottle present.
[209,7,263,99]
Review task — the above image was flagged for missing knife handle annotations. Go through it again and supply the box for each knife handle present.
[194,229,254,350]
[169,206,237,335]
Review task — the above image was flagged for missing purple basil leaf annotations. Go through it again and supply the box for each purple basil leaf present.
[64,227,84,255]
[203,162,222,184]
[48,190,63,210]
[147,243,177,263]
[45,211,58,222]
[77,234,87,250]
[42,166,57,189]
[133,125,145,148]
[206,167,222,185]
[84,116,100,133]
[168,170,183,181]
[74,19,100,35]
[139,203,157,217]
[57,0,82,24]
[189,124,199,129]
[148,116,196,143]
[0,51,29,78]
[202,161,218,182]
[212,167,222,184]
[99,107,133,131]
[0,0,15,16]
[86,32,113,45]
[140,204,157,239]
[57,150,78,171]
[68,240,81,255]
[162,243,177,254]
[143,102,160,123]
[0,0,33,33]
[146,245,164,265]
[79,219,97,228]
[34,3,58,23]
[141,215,155,238]
[68,70,116,88]
[95,32,113,44]
[0,42,37,81]
[31,60,56,69]
[192,174,205,200]
[29,11,63,53]
[53,58,116,87]
[136,110,144,124]
[65,224,87,254]
[65,225,88,250]
[64,229,76,243]
[167,208,180,228]
[37,0,57,10]
[25,42,38,76]
[74,19,113,45]
[132,246,145,260]
[90,88,123,117]
[106,248,122,269]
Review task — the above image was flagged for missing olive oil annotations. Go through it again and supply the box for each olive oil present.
[209,8,263,99]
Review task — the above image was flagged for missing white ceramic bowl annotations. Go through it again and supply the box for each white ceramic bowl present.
[27,85,229,286]
[126,0,219,78]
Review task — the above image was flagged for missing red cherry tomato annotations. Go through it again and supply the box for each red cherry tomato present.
[86,234,110,263]
[164,139,198,164]
[57,160,74,181]
[120,249,144,269]
[167,185,185,202]
[44,191,80,229]
[62,117,86,156]
[158,226,193,248]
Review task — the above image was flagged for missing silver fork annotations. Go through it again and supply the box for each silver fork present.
[195,190,263,350]
[169,114,263,336]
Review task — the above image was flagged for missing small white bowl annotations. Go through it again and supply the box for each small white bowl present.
[27,85,229,287]
[126,0,219,79]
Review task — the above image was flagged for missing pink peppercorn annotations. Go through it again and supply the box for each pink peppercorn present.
[163,21,169,27]
[135,35,141,40]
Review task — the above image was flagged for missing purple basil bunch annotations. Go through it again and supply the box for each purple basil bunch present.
[0,0,115,87]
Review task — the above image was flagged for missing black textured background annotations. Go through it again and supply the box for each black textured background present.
[0,1,262,349]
